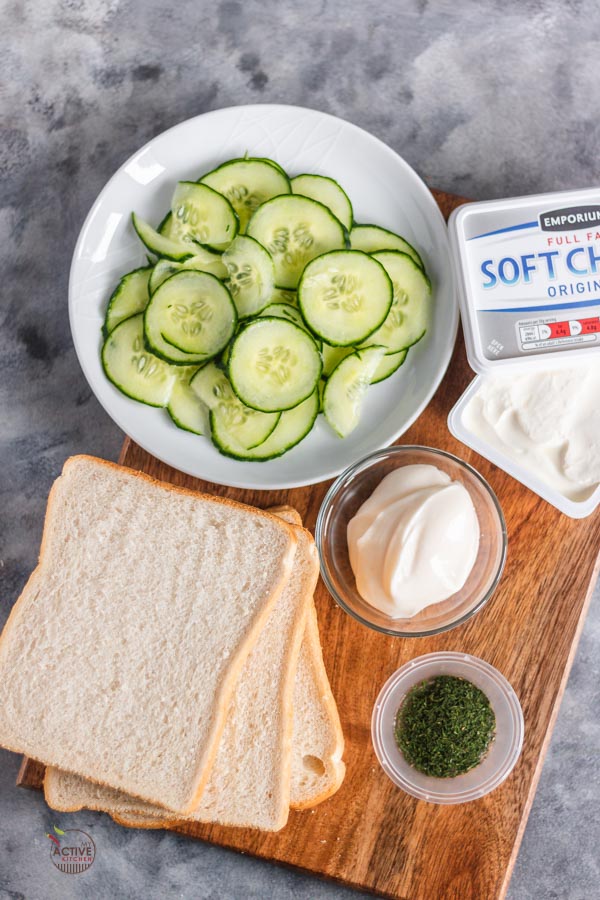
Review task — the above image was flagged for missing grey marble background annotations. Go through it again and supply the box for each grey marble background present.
[1,0,599,897]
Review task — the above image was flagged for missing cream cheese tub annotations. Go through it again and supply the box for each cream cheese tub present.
[448,187,600,518]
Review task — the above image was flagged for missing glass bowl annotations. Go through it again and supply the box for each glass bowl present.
[315,445,506,637]
[371,652,524,803]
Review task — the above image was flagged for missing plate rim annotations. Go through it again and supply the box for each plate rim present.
[68,103,458,490]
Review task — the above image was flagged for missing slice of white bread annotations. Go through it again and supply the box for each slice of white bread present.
[264,507,346,810]
[0,456,297,815]
[44,505,345,827]
[45,524,319,831]
[100,598,346,831]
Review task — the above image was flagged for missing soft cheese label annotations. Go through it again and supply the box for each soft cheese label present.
[451,188,600,368]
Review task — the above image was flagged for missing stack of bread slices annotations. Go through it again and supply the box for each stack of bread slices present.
[0,456,344,832]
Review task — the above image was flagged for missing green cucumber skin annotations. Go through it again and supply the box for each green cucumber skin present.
[370,349,408,384]
[198,157,291,192]
[366,250,431,353]
[297,249,393,347]
[167,406,202,434]
[102,266,152,340]
[157,210,172,235]
[132,213,196,262]
[210,390,319,461]
[351,223,425,271]
[291,173,353,230]
[141,333,206,366]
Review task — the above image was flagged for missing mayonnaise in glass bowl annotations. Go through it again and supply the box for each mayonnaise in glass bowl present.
[315,446,507,637]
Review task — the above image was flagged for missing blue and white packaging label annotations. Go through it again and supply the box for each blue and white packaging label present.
[449,187,600,371]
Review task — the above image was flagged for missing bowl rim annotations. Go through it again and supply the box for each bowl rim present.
[315,444,508,637]
[370,651,525,803]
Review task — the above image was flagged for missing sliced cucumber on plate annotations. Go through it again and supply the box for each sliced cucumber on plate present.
[321,343,354,378]
[268,287,297,305]
[132,213,196,261]
[191,362,280,449]
[247,195,345,289]
[222,235,275,318]
[149,253,228,293]
[102,155,431,458]
[102,314,176,407]
[167,366,207,434]
[211,388,319,460]
[104,266,152,337]
[200,158,291,233]
[171,182,238,250]
[371,348,408,384]
[145,270,237,363]
[350,224,424,270]
[228,317,322,412]
[291,174,353,230]
[323,346,385,438]
[361,251,431,353]
[298,250,392,346]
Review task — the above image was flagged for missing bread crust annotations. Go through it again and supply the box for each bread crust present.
[290,598,346,810]
[1,455,297,814]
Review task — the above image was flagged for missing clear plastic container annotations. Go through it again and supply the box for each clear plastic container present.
[448,376,600,519]
[371,652,524,804]
[448,186,600,517]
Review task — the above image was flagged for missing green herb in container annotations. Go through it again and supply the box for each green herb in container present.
[394,675,496,778]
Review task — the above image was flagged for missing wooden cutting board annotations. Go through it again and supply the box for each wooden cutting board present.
[18,190,600,900]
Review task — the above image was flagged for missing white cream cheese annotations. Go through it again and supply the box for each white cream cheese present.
[347,465,480,619]
[462,361,600,501]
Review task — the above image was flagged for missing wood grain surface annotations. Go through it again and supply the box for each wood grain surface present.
[18,189,600,900]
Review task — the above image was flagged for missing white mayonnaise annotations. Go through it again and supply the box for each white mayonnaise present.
[347,465,480,619]
[462,361,600,501]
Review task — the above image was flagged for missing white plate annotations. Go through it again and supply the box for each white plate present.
[69,104,457,489]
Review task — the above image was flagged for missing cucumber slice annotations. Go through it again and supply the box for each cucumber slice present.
[200,158,291,233]
[318,378,326,413]
[258,302,306,329]
[269,287,297,306]
[250,157,289,177]
[144,271,236,363]
[132,213,196,261]
[171,182,238,251]
[149,252,227,293]
[362,251,431,353]
[167,367,207,434]
[247,195,345,289]
[321,343,354,378]
[222,235,275,318]
[298,250,392,346]
[210,388,319,461]
[323,347,385,438]
[102,314,176,407]
[258,303,322,351]
[104,266,152,337]
[191,362,279,449]
[228,317,322,412]
[350,224,424,270]
[291,174,353,230]
[371,348,408,384]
